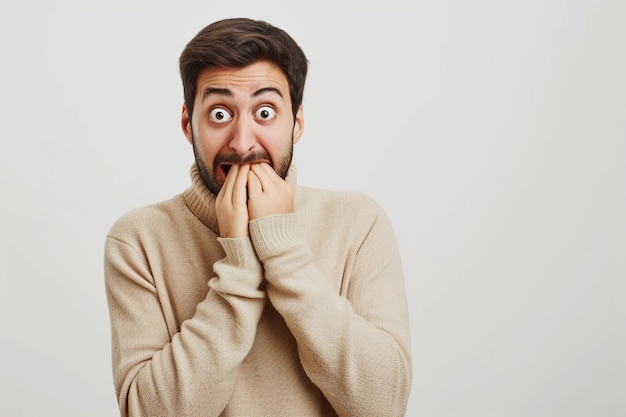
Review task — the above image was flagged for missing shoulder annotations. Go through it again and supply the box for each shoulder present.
[295,186,399,255]
[106,194,186,244]
[296,185,388,223]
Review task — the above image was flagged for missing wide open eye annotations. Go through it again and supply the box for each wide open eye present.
[209,107,232,123]
[255,106,276,121]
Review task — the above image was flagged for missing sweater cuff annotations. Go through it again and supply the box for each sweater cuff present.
[212,237,265,297]
[248,214,297,261]
[217,237,262,270]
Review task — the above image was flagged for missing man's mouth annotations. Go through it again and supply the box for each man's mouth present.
[219,160,272,178]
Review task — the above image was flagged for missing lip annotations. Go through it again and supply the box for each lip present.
[248,159,272,167]
[220,160,271,172]
[220,163,232,175]
[217,163,231,184]
[216,159,273,184]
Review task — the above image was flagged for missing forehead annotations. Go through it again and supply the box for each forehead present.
[195,61,290,100]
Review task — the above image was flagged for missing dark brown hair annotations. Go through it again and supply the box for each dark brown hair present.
[179,18,308,120]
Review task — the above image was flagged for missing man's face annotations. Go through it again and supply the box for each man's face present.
[182,61,304,195]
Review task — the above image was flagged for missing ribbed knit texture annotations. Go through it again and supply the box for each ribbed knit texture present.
[104,164,412,417]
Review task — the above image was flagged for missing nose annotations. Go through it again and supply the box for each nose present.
[229,116,259,155]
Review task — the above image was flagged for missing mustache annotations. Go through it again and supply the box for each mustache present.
[213,150,272,169]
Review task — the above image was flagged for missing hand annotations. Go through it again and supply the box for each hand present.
[247,163,294,220]
[216,164,251,238]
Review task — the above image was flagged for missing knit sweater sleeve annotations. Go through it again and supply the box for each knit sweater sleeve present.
[105,228,266,417]
[248,197,412,417]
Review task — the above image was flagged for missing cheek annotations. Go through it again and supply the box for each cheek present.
[263,123,293,145]
[194,128,225,156]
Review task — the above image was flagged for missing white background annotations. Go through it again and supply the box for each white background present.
[1,1,624,416]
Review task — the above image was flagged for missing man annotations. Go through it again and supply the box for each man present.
[105,17,412,417]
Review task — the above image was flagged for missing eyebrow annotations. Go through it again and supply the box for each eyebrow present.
[201,86,283,103]
[252,87,283,98]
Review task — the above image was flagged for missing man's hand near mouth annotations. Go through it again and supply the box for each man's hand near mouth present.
[215,162,294,238]
[247,162,294,221]
[216,163,251,238]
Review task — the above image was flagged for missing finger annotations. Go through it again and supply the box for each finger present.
[232,164,250,205]
[222,164,239,195]
[217,163,237,203]
[250,162,278,187]
[247,168,263,198]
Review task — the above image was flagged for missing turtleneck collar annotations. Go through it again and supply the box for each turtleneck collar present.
[183,163,298,235]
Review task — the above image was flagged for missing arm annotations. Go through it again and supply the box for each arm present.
[246,163,411,416]
[105,165,265,416]
[105,234,266,417]
[249,207,412,417]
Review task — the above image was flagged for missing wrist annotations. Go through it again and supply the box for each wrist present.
[249,214,298,261]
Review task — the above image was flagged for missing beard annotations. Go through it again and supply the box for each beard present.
[191,131,294,196]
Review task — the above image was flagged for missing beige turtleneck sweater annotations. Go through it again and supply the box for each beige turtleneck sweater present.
[104,164,412,417]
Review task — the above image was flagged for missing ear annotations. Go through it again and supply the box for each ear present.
[181,103,193,144]
[292,105,304,144]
